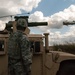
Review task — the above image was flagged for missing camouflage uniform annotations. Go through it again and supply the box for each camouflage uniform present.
[8,19,32,75]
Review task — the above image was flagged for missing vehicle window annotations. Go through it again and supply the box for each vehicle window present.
[30,41,40,53]
[0,40,4,51]
[35,42,40,52]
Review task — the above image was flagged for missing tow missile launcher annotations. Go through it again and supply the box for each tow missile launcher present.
[63,21,75,25]
[5,16,47,32]
[0,16,75,75]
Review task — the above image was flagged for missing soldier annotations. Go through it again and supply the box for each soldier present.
[8,18,32,75]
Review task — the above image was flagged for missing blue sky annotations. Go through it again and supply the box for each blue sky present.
[31,0,75,16]
[0,0,75,45]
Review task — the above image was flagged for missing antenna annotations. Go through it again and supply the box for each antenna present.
[0,12,30,19]
[0,15,13,18]
[17,12,30,16]
[0,15,15,21]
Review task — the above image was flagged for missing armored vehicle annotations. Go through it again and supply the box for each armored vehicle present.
[0,16,75,75]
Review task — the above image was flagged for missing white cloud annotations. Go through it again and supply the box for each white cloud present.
[0,0,41,13]
[0,0,41,17]
[29,11,49,22]
[49,26,75,45]
[0,21,6,31]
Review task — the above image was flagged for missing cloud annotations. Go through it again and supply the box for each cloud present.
[0,0,41,17]
[29,11,49,22]
[0,21,6,31]
[0,0,41,14]
[19,0,41,12]
[49,26,75,45]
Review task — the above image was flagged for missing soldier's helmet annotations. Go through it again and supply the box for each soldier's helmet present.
[17,18,27,27]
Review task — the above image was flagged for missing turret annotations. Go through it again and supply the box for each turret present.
[5,16,48,33]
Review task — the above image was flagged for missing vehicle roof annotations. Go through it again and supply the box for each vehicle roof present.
[28,34,44,38]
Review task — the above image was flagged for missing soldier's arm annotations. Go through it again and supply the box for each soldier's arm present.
[20,36,32,66]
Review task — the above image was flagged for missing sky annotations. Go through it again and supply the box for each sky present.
[0,0,75,45]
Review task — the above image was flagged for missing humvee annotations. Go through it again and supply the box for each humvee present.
[0,16,75,75]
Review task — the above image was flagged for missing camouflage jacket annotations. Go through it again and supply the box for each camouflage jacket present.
[8,31,32,66]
